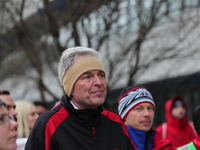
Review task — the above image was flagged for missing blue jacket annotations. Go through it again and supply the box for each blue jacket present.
[126,125,176,150]
[127,125,155,150]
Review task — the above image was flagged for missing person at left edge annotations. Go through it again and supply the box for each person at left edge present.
[0,98,18,150]
[25,47,137,150]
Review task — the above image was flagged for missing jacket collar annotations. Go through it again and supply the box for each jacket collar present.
[61,94,103,127]
[126,125,155,150]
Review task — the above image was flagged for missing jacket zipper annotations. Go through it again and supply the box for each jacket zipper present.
[92,126,97,141]
[92,125,99,150]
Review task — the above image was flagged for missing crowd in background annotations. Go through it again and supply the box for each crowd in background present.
[1,88,200,150]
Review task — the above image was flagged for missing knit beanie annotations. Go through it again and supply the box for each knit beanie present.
[192,105,200,136]
[118,85,155,120]
[62,57,105,97]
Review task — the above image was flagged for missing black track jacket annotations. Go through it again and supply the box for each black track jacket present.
[25,94,136,150]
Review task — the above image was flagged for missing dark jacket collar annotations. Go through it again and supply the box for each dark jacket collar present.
[60,94,103,127]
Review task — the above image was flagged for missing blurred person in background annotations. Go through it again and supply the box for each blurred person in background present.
[177,105,200,150]
[33,101,48,115]
[156,95,196,147]
[15,101,39,138]
[0,90,17,120]
[118,85,176,150]
[0,98,18,150]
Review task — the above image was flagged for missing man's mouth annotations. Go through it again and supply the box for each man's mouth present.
[9,134,17,140]
[91,91,104,95]
[141,121,151,125]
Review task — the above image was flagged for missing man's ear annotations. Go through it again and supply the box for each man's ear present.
[123,116,127,125]
[71,91,74,97]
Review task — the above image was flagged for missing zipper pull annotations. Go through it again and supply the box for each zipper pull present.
[92,126,97,141]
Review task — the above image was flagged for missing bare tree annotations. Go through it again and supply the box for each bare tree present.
[0,0,200,103]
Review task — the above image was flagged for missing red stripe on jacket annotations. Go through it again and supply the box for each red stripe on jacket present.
[45,106,69,150]
[101,109,138,150]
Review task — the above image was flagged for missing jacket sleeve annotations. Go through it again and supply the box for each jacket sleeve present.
[155,124,163,135]
[25,113,47,150]
[125,135,137,150]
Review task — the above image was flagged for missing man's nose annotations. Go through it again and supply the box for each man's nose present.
[93,75,103,85]
[10,108,17,117]
[10,119,18,130]
[143,109,150,117]
[35,113,39,119]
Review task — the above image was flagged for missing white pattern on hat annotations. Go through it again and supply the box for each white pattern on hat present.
[118,88,155,120]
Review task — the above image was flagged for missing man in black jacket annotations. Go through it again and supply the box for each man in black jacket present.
[25,47,136,150]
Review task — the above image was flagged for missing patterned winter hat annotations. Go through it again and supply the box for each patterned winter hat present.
[118,85,155,120]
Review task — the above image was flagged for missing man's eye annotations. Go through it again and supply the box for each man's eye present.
[7,106,12,110]
[84,76,90,79]
[0,116,3,122]
[135,108,141,111]
[148,107,154,111]
[99,74,105,78]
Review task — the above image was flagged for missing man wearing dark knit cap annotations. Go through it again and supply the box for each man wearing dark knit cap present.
[156,95,196,147]
[25,47,136,150]
[118,85,176,150]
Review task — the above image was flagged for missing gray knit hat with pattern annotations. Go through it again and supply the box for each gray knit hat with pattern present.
[118,85,155,120]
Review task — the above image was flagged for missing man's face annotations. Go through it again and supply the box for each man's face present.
[171,105,186,119]
[28,105,39,130]
[124,103,155,131]
[35,105,47,116]
[0,95,17,117]
[0,105,18,150]
[71,70,107,109]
